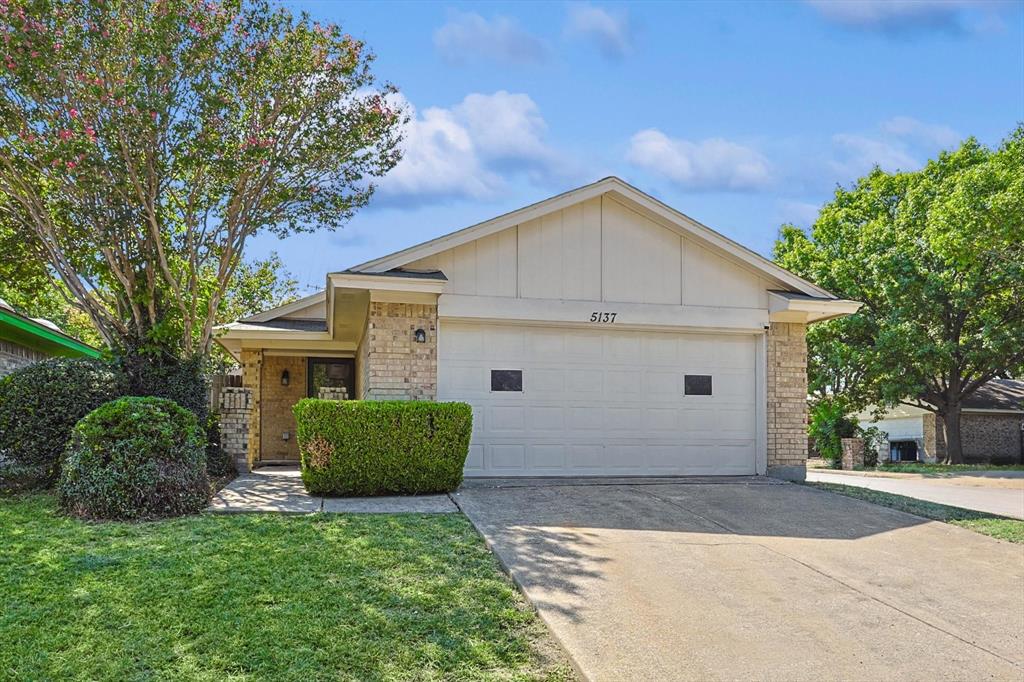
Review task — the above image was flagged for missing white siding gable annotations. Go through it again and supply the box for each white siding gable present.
[408,194,772,309]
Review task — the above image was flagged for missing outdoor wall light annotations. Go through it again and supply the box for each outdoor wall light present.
[414,328,427,343]
[281,369,290,386]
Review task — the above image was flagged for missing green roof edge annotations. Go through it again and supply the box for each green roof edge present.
[0,309,102,359]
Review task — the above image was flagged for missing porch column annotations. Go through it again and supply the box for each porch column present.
[218,387,253,473]
[240,349,262,470]
[766,322,808,480]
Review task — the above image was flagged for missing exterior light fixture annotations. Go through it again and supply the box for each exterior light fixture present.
[414,328,427,343]
[281,369,290,386]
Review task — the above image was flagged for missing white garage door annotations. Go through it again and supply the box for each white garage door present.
[438,322,758,476]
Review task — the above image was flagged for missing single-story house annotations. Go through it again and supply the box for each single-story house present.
[857,379,1024,465]
[0,298,101,376]
[216,177,860,479]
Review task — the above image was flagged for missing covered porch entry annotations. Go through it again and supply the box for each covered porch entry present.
[214,270,446,471]
[257,355,355,464]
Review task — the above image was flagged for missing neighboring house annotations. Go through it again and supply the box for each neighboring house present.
[216,177,860,479]
[857,379,1024,465]
[0,298,101,376]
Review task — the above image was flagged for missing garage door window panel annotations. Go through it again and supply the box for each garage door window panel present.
[491,369,523,392]
[684,375,713,396]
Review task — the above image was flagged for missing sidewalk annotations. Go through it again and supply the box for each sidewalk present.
[806,469,1024,520]
[207,466,458,514]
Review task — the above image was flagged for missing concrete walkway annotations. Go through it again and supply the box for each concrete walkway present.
[455,478,1024,682]
[807,469,1024,519]
[208,466,457,514]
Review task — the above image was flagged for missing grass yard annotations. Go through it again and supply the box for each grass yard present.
[0,493,574,682]
[804,482,1024,544]
[874,462,1024,474]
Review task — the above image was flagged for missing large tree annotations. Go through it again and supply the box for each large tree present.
[775,129,1024,463]
[0,0,403,357]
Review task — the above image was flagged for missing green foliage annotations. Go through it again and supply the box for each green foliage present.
[293,399,473,496]
[204,412,235,478]
[0,0,404,356]
[115,346,209,422]
[0,358,125,481]
[775,128,1024,462]
[808,398,858,463]
[860,426,885,468]
[59,397,210,520]
[218,253,299,326]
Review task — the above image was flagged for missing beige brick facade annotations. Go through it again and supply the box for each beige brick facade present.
[360,302,437,400]
[240,349,262,472]
[218,387,252,473]
[922,412,945,461]
[767,322,808,479]
[260,355,307,462]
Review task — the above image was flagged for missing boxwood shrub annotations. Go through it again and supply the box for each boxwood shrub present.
[293,399,473,496]
[0,357,126,483]
[59,396,211,520]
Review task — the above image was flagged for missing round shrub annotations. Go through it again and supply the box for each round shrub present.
[59,397,211,520]
[0,358,125,482]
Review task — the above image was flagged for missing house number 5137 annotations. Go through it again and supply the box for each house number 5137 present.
[589,312,617,323]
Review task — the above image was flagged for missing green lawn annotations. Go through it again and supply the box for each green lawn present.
[0,493,573,682]
[804,482,1024,543]
[874,462,1024,474]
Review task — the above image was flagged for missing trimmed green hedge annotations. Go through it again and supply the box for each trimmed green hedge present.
[59,397,210,520]
[293,400,473,496]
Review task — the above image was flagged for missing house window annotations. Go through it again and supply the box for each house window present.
[491,369,523,392]
[684,375,712,396]
[308,358,355,399]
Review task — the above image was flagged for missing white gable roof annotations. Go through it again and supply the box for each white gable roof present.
[349,177,834,299]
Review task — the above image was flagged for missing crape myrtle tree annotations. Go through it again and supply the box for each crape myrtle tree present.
[0,0,403,367]
[775,128,1024,463]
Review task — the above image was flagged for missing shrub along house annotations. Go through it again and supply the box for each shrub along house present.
[216,177,860,480]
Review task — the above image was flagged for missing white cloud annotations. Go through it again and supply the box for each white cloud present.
[376,92,569,206]
[804,0,1002,35]
[828,117,960,179]
[626,129,772,192]
[434,11,548,65]
[879,116,961,148]
[565,3,634,59]
[777,200,822,228]
[830,133,919,176]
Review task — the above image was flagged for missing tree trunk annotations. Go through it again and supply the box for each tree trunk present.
[942,405,964,465]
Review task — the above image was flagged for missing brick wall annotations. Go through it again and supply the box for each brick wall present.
[259,355,306,461]
[767,322,808,479]
[218,387,252,473]
[240,349,262,472]
[0,340,47,377]
[961,413,1023,464]
[922,412,945,462]
[361,302,437,400]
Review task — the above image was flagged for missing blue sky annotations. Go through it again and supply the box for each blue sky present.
[253,0,1024,291]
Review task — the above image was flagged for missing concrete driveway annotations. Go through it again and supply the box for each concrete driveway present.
[807,469,1024,519]
[454,478,1024,681]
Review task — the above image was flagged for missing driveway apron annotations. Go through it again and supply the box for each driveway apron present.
[454,478,1024,682]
